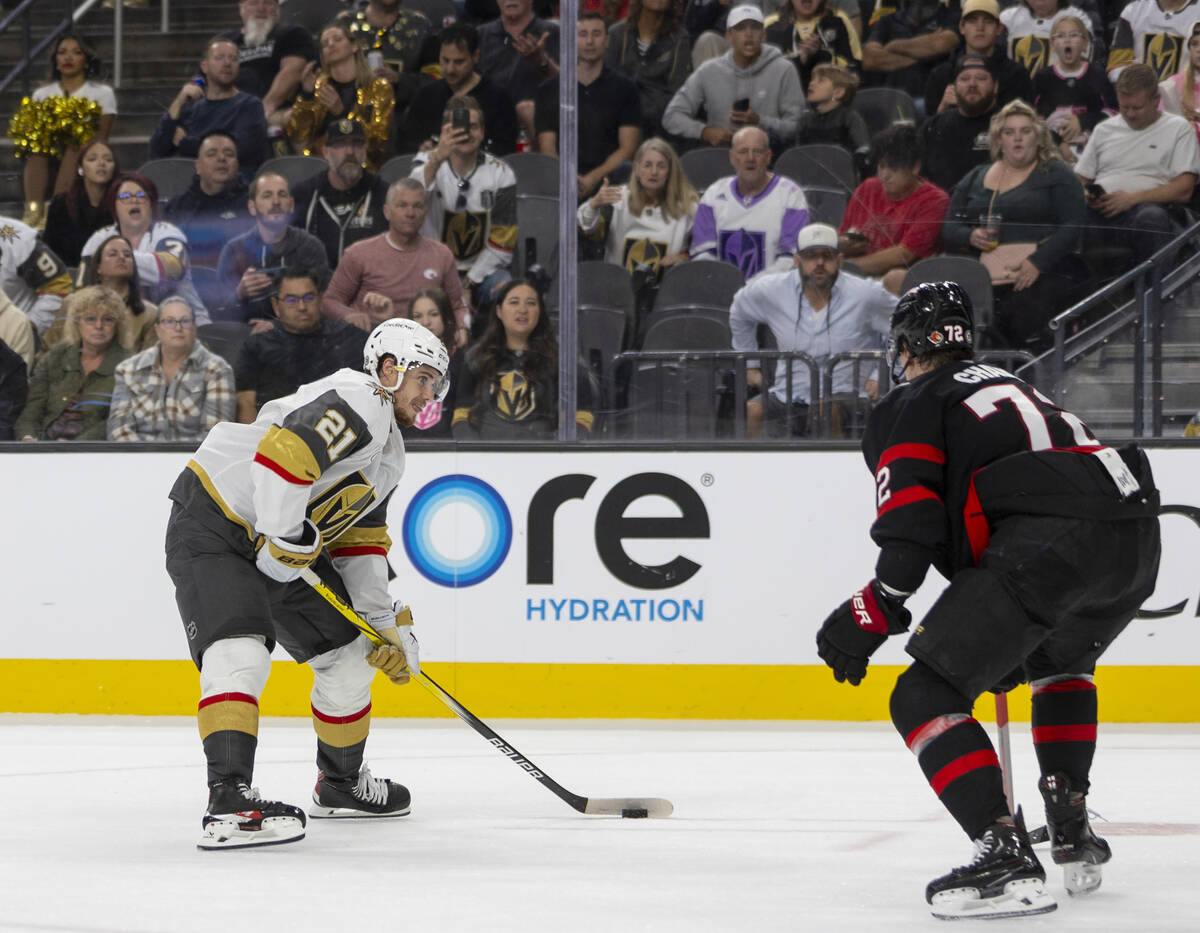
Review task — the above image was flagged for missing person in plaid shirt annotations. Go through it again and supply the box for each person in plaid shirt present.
[107,296,235,441]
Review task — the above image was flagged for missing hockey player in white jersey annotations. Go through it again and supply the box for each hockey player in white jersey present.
[164,318,450,850]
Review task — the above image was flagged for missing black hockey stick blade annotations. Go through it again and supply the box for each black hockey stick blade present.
[299,569,673,818]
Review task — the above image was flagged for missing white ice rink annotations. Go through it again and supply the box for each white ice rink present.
[1,716,1197,933]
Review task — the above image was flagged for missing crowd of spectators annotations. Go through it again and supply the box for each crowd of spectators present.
[7,0,1200,442]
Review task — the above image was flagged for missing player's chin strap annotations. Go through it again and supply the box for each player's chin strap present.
[298,568,674,819]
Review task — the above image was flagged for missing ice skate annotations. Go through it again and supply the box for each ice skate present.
[1039,772,1111,896]
[926,812,1057,920]
[198,780,306,850]
[309,763,411,818]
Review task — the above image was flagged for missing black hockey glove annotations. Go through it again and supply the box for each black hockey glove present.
[816,580,912,687]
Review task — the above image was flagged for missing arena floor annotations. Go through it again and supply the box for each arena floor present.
[1,717,1196,932]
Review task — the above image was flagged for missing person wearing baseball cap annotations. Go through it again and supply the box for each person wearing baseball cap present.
[663,3,803,148]
[923,0,1034,116]
[919,52,1002,191]
[729,219,897,437]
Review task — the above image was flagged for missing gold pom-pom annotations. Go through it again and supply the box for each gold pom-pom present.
[7,95,103,160]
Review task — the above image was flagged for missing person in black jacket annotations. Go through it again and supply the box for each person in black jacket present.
[165,132,253,269]
[919,55,1000,192]
[0,339,28,441]
[923,0,1035,118]
[815,282,1161,920]
[607,0,693,141]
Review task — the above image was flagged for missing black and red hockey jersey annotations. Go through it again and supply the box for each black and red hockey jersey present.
[862,360,1155,593]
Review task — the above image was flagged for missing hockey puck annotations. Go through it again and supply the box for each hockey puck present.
[621,808,649,819]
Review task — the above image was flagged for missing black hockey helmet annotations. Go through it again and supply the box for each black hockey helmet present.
[887,281,974,381]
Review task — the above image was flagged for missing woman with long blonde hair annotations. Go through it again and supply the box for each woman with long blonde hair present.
[285,22,394,169]
[578,136,698,278]
[941,99,1088,351]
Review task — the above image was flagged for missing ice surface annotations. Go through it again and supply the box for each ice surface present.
[0,717,1196,932]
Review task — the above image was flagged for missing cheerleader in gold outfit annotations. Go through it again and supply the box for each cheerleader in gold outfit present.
[285,23,394,170]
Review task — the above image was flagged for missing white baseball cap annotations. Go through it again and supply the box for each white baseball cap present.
[796,223,839,253]
[727,4,765,27]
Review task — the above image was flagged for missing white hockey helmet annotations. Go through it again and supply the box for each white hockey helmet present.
[363,318,451,401]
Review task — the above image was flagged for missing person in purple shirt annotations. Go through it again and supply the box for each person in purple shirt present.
[689,126,811,279]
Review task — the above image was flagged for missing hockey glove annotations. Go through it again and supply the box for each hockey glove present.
[815,580,912,686]
[255,519,321,583]
[365,604,420,685]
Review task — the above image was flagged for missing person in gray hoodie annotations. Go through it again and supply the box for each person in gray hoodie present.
[663,4,804,149]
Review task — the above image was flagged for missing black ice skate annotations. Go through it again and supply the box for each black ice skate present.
[198,780,306,850]
[1039,771,1111,896]
[926,811,1057,920]
[309,763,411,818]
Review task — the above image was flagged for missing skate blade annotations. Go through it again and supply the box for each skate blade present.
[197,816,305,850]
[1063,862,1103,896]
[308,800,411,819]
[931,879,1058,921]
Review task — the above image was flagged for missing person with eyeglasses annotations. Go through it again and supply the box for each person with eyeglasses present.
[999,0,1104,81]
[1032,14,1116,164]
[80,173,212,325]
[233,266,368,422]
[323,178,470,344]
[410,95,517,318]
[16,285,131,442]
[107,297,234,442]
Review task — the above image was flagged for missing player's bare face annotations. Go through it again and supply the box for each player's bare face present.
[393,364,442,426]
[409,297,445,339]
[635,149,669,197]
[273,278,323,334]
[497,284,541,348]
[80,144,115,186]
[439,42,476,91]
[55,39,85,79]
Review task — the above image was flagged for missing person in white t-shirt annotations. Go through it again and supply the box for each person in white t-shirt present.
[18,34,117,229]
[1076,63,1200,262]
[577,136,699,280]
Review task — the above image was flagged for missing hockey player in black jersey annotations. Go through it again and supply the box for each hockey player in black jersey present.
[815,282,1161,919]
[165,318,450,850]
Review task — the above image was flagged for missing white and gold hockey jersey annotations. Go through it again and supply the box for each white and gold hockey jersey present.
[186,367,405,615]
[1000,3,1096,77]
[0,216,71,335]
[1108,0,1200,80]
[576,187,694,277]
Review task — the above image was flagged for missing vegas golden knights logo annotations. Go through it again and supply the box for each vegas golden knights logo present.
[1145,33,1185,80]
[1013,36,1050,77]
[308,473,376,540]
[622,237,669,274]
[443,210,487,260]
[494,370,536,422]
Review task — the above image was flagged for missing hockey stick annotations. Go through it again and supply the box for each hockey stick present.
[995,691,1015,816]
[300,568,674,819]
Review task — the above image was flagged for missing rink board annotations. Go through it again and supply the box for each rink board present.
[3,447,1199,720]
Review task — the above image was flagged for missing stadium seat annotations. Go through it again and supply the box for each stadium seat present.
[197,321,253,367]
[577,262,636,405]
[378,154,417,185]
[259,155,327,190]
[804,187,849,228]
[901,256,995,336]
[850,88,918,139]
[680,147,733,194]
[514,195,560,285]
[189,267,234,322]
[776,145,857,193]
[641,308,731,351]
[503,152,561,197]
[136,158,196,204]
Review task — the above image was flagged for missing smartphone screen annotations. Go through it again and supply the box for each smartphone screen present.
[733,97,750,111]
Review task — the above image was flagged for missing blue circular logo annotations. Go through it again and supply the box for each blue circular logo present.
[402,475,512,587]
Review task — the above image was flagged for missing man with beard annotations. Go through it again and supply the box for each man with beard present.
[289,119,390,268]
[729,222,896,437]
[863,0,959,108]
[923,0,1035,116]
[919,55,1000,192]
[398,22,520,156]
[150,38,268,174]
[323,178,470,342]
[166,133,254,269]
[478,0,560,145]
[217,171,331,326]
[222,0,317,123]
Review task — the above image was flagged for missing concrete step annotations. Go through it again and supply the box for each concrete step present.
[12,4,239,30]
[2,85,187,113]
[0,27,231,62]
